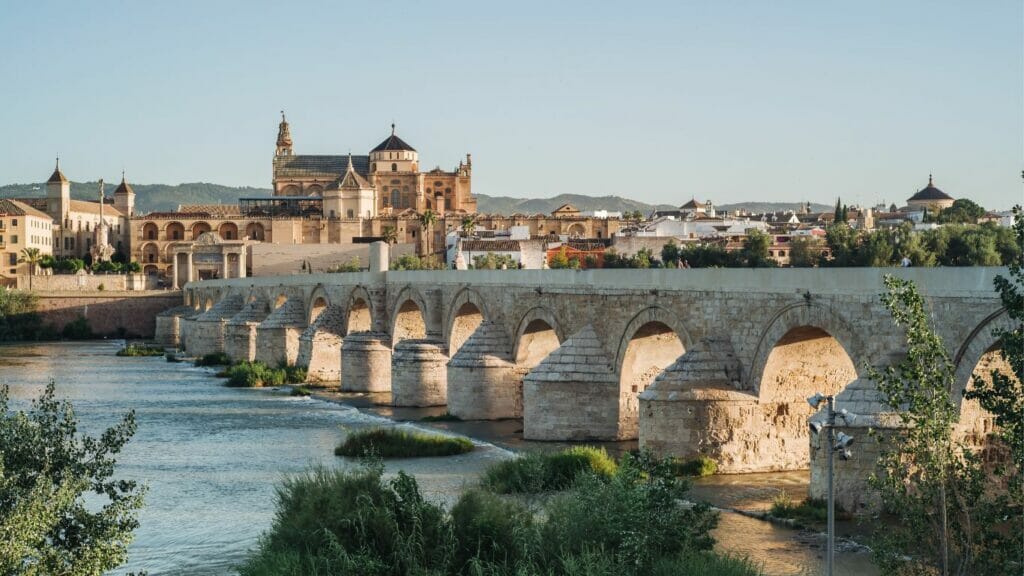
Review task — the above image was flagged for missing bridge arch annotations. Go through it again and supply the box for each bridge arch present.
[747,302,864,396]
[615,306,690,439]
[445,287,492,355]
[345,286,374,335]
[953,308,1014,401]
[307,285,331,324]
[390,285,430,344]
[512,306,564,368]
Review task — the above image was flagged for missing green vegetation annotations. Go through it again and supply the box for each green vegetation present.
[334,428,474,458]
[116,344,165,357]
[0,381,145,575]
[390,253,446,270]
[672,455,718,477]
[222,361,306,388]
[60,316,93,340]
[481,446,617,494]
[194,352,232,366]
[933,198,986,224]
[289,386,312,397]
[0,288,55,341]
[868,276,1017,574]
[768,492,846,524]
[90,260,141,274]
[324,257,362,273]
[470,252,518,270]
[240,452,752,576]
[44,257,86,275]
[822,221,1018,267]
[420,412,462,422]
[549,246,582,269]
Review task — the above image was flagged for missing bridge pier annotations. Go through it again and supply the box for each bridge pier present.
[391,339,448,406]
[341,332,392,392]
[448,320,522,419]
[178,307,203,353]
[224,299,270,362]
[155,305,198,348]
[523,325,620,440]
[296,305,345,383]
[255,299,307,367]
[189,294,244,357]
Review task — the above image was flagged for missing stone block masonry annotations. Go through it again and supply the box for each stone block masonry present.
[37,291,182,338]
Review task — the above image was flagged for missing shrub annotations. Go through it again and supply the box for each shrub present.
[769,492,843,524]
[334,428,474,458]
[450,488,536,571]
[116,344,165,357]
[224,361,285,388]
[61,316,93,340]
[281,364,306,384]
[195,352,232,366]
[289,386,311,397]
[481,446,617,494]
[672,455,718,477]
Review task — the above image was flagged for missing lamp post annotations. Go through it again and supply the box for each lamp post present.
[807,392,857,576]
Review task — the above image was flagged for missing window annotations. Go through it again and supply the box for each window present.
[0,235,4,243]
[391,163,397,172]
[11,219,16,226]
[10,235,16,244]
[329,210,335,218]
[347,209,354,218]
[8,254,16,265]
[391,190,400,208]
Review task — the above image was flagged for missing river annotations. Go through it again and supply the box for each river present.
[0,342,877,575]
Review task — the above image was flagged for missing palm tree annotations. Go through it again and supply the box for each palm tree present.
[419,210,437,256]
[461,216,476,236]
[18,247,43,291]
[381,226,398,245]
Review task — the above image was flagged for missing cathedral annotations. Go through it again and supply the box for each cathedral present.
[270,114,476,216]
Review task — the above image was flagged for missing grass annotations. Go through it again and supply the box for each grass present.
[671,455,719,477]
[769,492,849,524]
[334,428,474,458]
[238,452,761,576]
[420,412,462,422]
[194,352,232,366]
[289,385,312,397]
[481,446,617,494]
[116,344,165,357]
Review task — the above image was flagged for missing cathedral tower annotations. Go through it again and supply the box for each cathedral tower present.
[276,111,293,156]
[46,157,70,223]
[114,171,135,217]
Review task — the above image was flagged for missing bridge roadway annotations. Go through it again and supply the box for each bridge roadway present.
[158,264,1009,510]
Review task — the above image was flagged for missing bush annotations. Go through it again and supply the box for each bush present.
[281,364,306,384]
[194,352,232,366]
[769,492,844,524]
[334,428,474,458]
[116,344,165,357]
[224,361,286,388]
[481,446,617,494]
[289,386,312,397]
[61,316,93,340]
[450,488,536,571]
[671,455,718,477]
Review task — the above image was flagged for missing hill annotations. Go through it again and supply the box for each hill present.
[0,181,831,217]
[0,181,272,214]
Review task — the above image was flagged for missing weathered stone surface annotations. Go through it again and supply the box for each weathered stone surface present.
[391,339,448,406]
[341,332,392,392]
[224,299,270,362]
[256,299,307,367]
[155,304,198,347]
[296,304,345,382]
[189,294,244,357]
[448,320,521,419]
[524,325,619,440]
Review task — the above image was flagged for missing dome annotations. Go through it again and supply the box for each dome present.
[371,123,416,153]
[908,175,953,203]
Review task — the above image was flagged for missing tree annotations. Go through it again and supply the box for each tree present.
[823,223,858,266]
[740,229,773,267]
[787,236,819,267]
[461,216,476,236]
[0,381,145,575]
[549,247,571,269]
[869,276,1010,575]
[419,210,437,256]
[834,198,843,224]
[381,227,398,245]
[17,248,43,291]
[661,240,681,268]
[937,199,986,224]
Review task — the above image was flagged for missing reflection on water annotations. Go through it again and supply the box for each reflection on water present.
[0,342,877,576]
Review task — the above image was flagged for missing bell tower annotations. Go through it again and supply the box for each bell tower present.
[276,111,293,156]
[46,157,70,223]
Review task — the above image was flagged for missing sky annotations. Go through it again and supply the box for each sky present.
[0,1,1021,209]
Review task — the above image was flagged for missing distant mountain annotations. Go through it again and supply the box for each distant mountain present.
[0,181,272,214]
[0,181,831,217]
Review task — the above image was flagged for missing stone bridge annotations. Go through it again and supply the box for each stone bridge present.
[158,260,1010,510]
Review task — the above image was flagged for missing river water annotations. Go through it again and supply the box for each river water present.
[0,342,876,575]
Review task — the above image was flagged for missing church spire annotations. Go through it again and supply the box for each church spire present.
[276,111,293,156]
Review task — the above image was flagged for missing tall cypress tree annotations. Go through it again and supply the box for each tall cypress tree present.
[834,198,843,223]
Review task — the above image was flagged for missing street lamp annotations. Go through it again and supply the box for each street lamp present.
[807,393,859,576]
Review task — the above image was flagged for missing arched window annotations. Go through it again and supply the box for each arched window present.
[391,189,400,208]
[391,163,397,172]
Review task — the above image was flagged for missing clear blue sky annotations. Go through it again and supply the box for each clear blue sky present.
[1,1,1020,209]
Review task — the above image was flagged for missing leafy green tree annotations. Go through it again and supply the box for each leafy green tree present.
[549,247,571,269]
[990,222,1022,265]
[419,210,437,256]
[859,230,896,267]
[390,254,444,271]
[823,223,858,266]
[460,216,476,235]
[471,252,516,270]
[381,226,398,245]
[661,240,681,267]
[834,198,843,224]
[0,381,145,575]
[787,236,819,267]
[326,257,362,273]
[937,199,986,224]
[869,277,1010,575]
[740,229,774,267]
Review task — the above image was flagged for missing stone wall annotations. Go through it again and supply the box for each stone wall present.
[36,291,182,338]
[251,242,416,276]
[20,273,156,291]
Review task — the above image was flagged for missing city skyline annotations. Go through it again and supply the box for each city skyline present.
[1,1,1020,210]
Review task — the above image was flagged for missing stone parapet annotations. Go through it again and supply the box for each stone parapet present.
[391,339,448,406]
[523,325,620,440]
[341,332,392,392]
[448,321,521,419]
